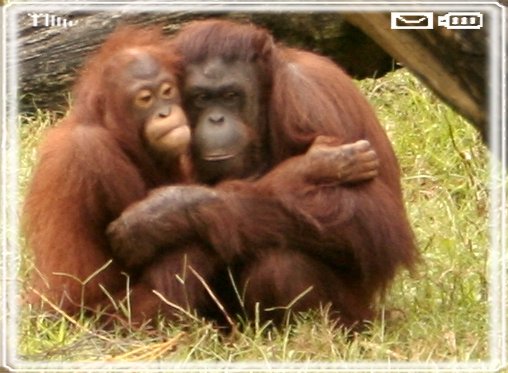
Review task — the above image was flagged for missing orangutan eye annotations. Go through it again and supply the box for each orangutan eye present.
[134,89,154,108]
[223,91,239,100]
[159,83,174,99]
[194,92,211,106]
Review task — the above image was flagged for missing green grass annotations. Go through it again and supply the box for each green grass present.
[16,69,490,364]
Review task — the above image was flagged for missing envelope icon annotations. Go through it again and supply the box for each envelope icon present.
[391,12,434,29]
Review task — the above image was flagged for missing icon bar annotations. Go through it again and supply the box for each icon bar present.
[391,11,483,30]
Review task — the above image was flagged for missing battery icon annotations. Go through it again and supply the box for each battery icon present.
[438,12,483,29]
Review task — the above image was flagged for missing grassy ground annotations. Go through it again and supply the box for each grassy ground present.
[16,69,491,365]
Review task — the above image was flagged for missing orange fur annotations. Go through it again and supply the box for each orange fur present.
[23,26,186,313]
[106,20,418,328]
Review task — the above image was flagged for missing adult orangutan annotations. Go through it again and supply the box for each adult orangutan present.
[23,24,377,317]
[107,19,417,328]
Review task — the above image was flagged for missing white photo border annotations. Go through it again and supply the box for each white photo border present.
[1,1,506,372]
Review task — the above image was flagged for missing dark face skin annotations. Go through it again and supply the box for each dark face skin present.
[106,50,190,159]
[184,58,265,183]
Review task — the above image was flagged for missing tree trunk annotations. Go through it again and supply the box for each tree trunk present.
[14,12,394,113]
[345,12,487,142]
[12,11,488,144]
